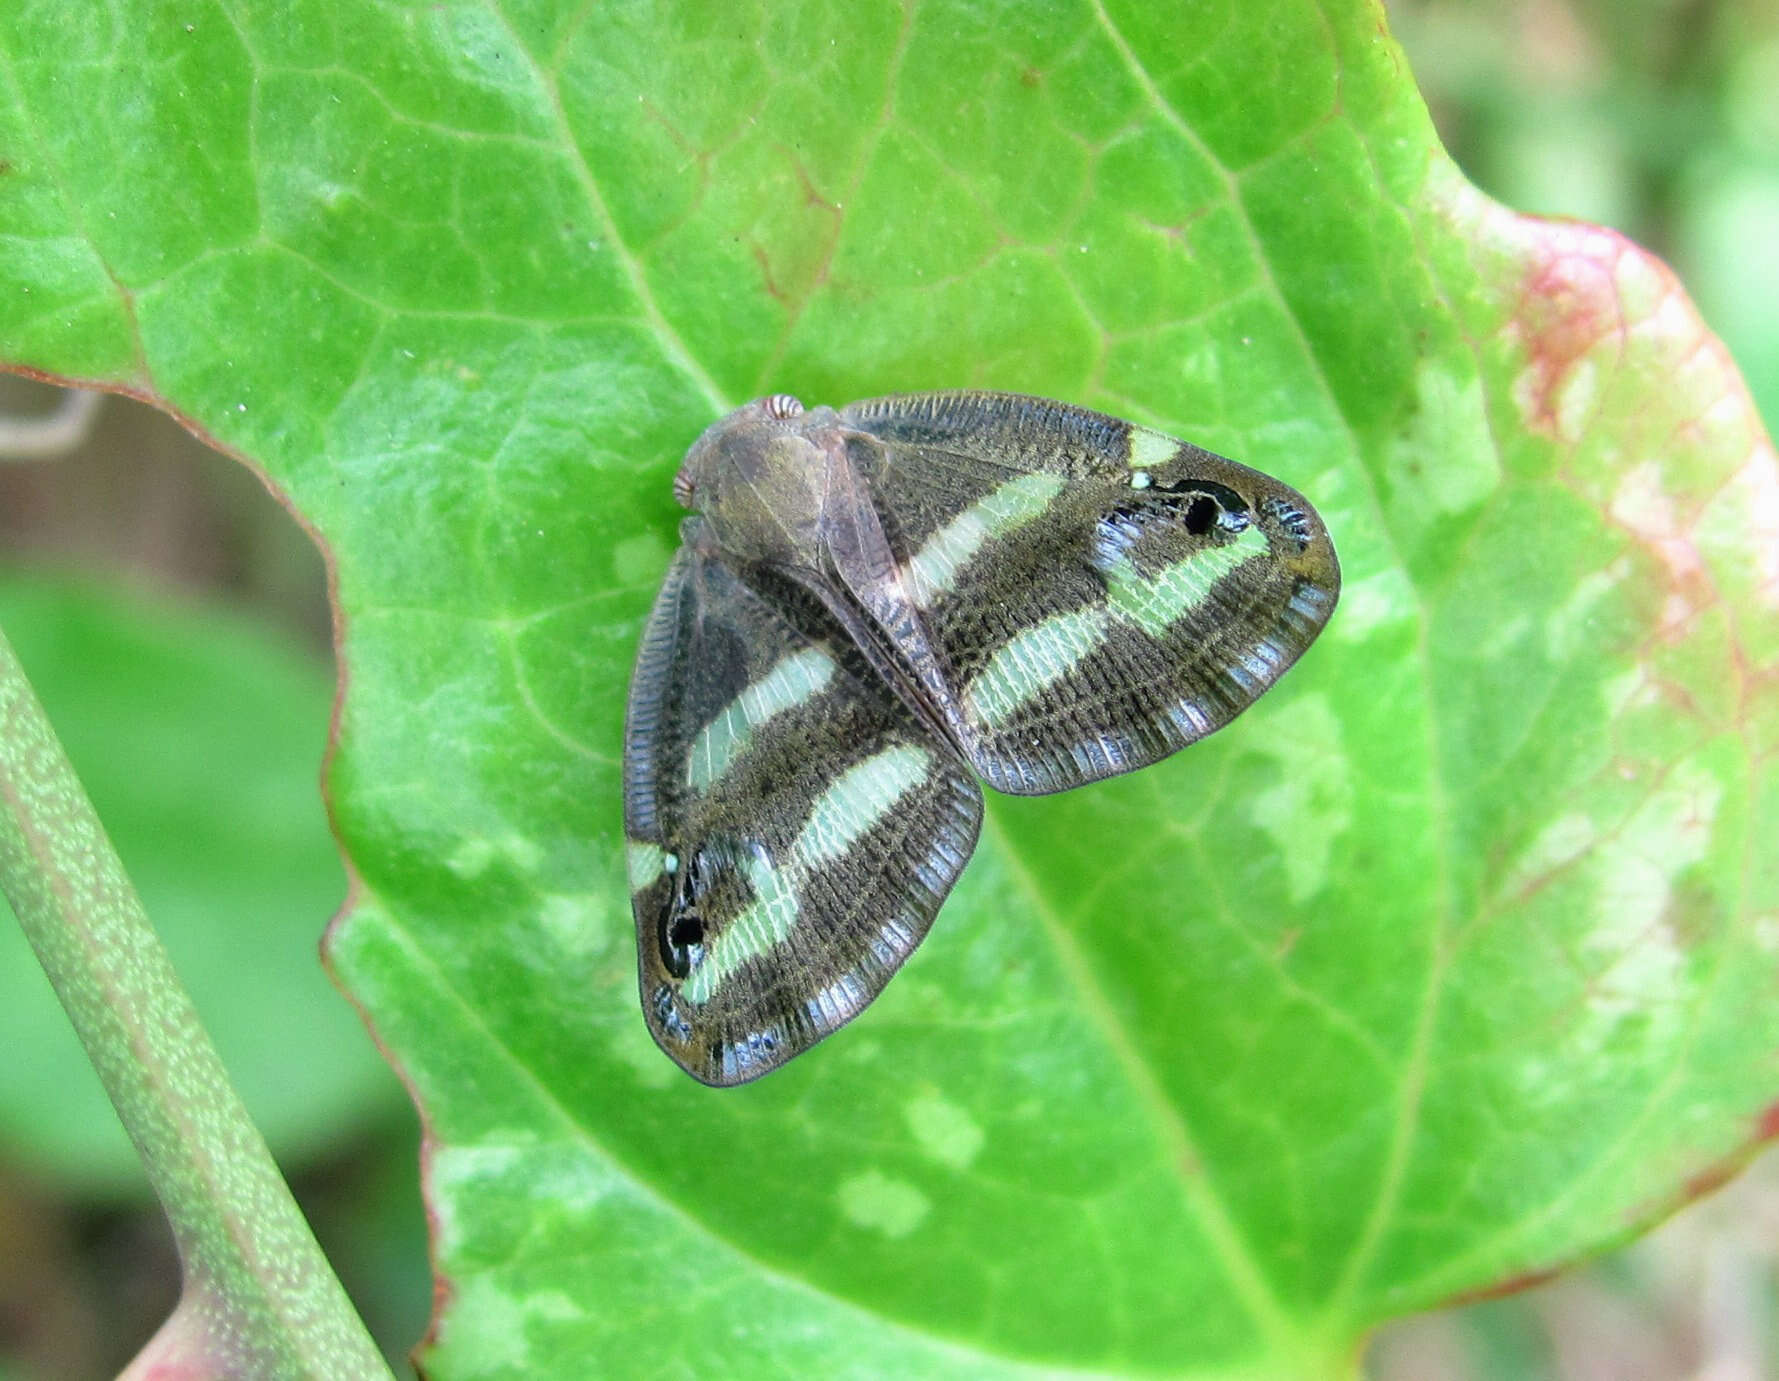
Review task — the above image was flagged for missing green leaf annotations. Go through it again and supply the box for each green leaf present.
[0,574,396,1193]
[3,2,1775,1376]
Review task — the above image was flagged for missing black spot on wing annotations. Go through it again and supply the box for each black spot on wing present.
[1091,480,1252,577]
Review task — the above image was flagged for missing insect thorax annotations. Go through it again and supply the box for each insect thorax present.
[682,408,840,567]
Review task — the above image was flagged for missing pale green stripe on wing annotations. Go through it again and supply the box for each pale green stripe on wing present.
[683,744,933,1005]
[1104,523,1269,638]
[797,745,933,863]
[963,606,1113,729]
[686,646,838,791]
[904,472,1066,608]
[684,851,801,1004]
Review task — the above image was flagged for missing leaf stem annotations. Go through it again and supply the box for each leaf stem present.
[0,622,393,1381]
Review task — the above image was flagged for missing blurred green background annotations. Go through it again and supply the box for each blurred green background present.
[0,0,1774,1376]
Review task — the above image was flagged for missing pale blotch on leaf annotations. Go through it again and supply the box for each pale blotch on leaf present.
[1609,461,1702,575]
[1476,611,1533,661]
[1697,446,1779,613]
[905,1092,985,1170]
[1601,665,1650,719]
[1608,458,1720,634]
[1549,354,1602,443]
[1577,761,1722,1051]
[429,1144,527,1257]
[838,1170,930,1238]
[612,531,670,589]
[431,1277,584,1374]
[436,1144,617,1246]
[1544,558,1629,659]
[1329,566,1416,644]
[447,832,544,879]
[448,837,497,877]
[429,4,527,92]
[613,1016,675,1089]
[1386,362,1502,527]
[534,1292,582,1324]
[1502,812,1602,898]
[538,893,610,958]
[441,1275,537,1374]
[1244,694,1351,905]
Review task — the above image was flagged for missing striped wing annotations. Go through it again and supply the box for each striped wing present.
[623,522,983,1086]
[836,392,1341,796]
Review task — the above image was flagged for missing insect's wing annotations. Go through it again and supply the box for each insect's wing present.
[835,391,1341,796]
[624,523,983,1086]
